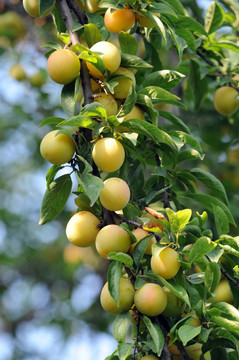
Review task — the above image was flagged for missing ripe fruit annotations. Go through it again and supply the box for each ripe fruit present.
[213,86,239,115]
[47,49,80,84]
[40,130,75,165]
[117,105,144,132]
[112,67,136,99]
[104,8,135,33]
[95,224,131,258]
[185,343,211,360]
[182,311,201,327]
[212,279,233,304]
[129,228,156,255]
[139,356,159,360]
[9,63,27,81]
[92,137,125,172]
[134,283,167,316]
[99,177,130,211]
[94,93,118,117]
[162,287,185,317]
[66,211,100,247]
[23,0,55,17]
[151,247,180,279]
[100,278,134,314]
[63,244,101,268]
[86,41,121,78]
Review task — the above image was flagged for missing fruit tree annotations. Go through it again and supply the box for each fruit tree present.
[1,0,239,359]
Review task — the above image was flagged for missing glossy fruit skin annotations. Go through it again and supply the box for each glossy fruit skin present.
[99,177,130,211]
[139,356,159,360]
[213,86,239,115]
[92,137,125,172]
[40,130,75,165]
[129,228,156,255]
[104,8,135,33]
[112,67,136,99]
[95,224,131,258]
[23,0,55,17]
[47,49,80,84]
[86,41,121,78]
[151,247,180,279]
[100,278,134,314]
[134,283,167,316]
[66,211,100,247]
[94,93,118,117]
[213,279,233,304]
[9,63,27,81]
[162,287,184,317]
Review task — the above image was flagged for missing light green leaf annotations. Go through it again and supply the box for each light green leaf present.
[108,252,133,268]
[118,32,138,55]
[204,262,221,296]
[204,1,225,34]
[178,325,201,346]
[112,313,131,343]
[142,316,164,356]
[212,204,230,235]
[39,116,65,127]
[84,23,102,47]
[118,342,135,360]
[176,209,192,230]
[188,237,216,264]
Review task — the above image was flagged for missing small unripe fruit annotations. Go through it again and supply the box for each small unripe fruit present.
[28,71,47,87]
[129,228,156,255]
[104,8,135,33]
[47,49,80,84]
[134,283,167,316]
[185,343,211,360]
[23,0,55,17]
[213,86,239,115]
[95,224,131,258]
[139,356,159,360]
[9,63,27,81]
[66,211,100,247]
[100,278,134,314]
[86,41,121,78]
[113,67,136,99]
[94,93,118,117]
[40,130,75,165]
[100,177,130,211]
[92,137,125,172]
[151,247,180,279]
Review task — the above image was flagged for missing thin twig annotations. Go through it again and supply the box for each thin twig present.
[220,266,239,290]
[66,0,88,24]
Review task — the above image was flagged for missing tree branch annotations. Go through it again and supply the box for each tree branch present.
[66,0,88,24]
[220,266,239,290]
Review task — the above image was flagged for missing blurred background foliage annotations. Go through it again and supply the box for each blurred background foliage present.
[0,0,238,359]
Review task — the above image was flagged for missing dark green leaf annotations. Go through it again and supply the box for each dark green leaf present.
[120,53,153,70]
[61,81,77,116]
[204,1,225,34]
[143,70,185,91]
[46,165,62,189]
[212,204,230,235]
[204,262,221,296]
[169,131,203,152]
[39,174,72,225]
[142,316,164,356]
[51,3,66,32]
[133,236,153,268]
[39,0,55,17]
[158,111,190,134]
[107,260,122,307]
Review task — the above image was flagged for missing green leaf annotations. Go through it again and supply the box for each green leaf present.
[158,111,190,134]
[137,10,166,40]
[76,173,104,206]
[39,174,72,225]
[81,102,108,120]
[107,260,122,307]
[176,209,192,231]
[51,3,66,33]
[79,51,105,75]
[136,94,158,125]
[185,60,208,111]
[178,325,201,346]
[120,53,153,70]
[177,148,204,163]
[142,316,164,356]
[117,85,137,117]
[212,204,230,235]
[61,81,77,116]
[84,23,102,48]
[112,313,131,343]
[175,28,196,52]
[188,237,216,264]
[204,1,225,34]
[122,119,176,148]
[169,131,203,153]
[108,252,133,268]
[204,262,221,296]
[39,116,65,127]
[118,32,138,55]
[45,165,62,189]
[208,302,239,334]
[143,70,185,91]
[76,155,92,174]
[191,168,228,205]
[118,342,135,360]
[163,0,185,15]
[58,115,95,128]
[177,192,235,226]
[133,236,153,268]
[138,86,186,110]
[208,41,239,53]
[39,0,55,17]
